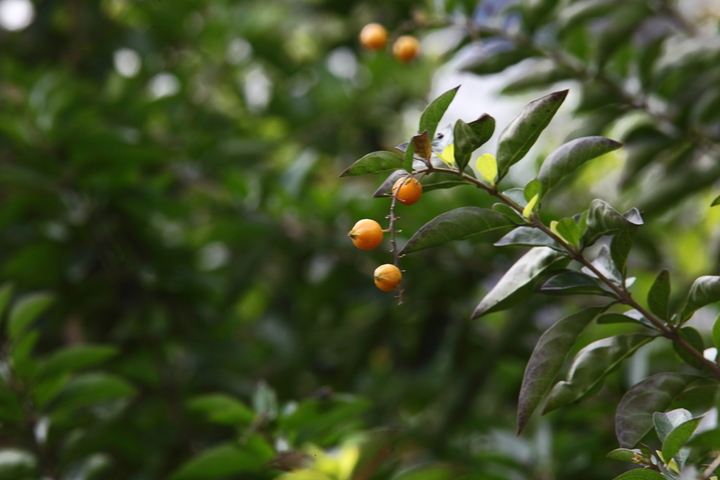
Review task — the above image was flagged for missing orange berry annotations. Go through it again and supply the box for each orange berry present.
[392,177,422,205]
[348,219,384,250]
[392,35,420,63]
[374,264,402,292]
[359,23,388,51]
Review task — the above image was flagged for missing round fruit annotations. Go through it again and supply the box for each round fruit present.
[348,219,384,250]
[392,177,422,205]
[359,23,388,51]
[392,35,420,63]
[374,264,402,292]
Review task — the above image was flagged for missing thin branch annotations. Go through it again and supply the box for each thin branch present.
[700,452,720,480]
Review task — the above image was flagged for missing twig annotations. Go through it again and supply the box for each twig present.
[387,177,405,305]
[700,452,720,480]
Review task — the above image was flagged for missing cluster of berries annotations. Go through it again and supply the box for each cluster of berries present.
[348,177,422,292]
[359,23,420,63]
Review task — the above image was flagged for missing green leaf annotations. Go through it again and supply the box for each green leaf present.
[713,313,720,349]
[557,0,619,33]
[543,334,655,414]
[186,394,256,425]
[169,443,270,480]
[517,305,608,434]
[524,179,542,203]
[472,247,570,319]
[7,292,55,339]
[554,217,584,249]
[339,151,403,177]
[582,199,643,247]
[501,60,574,94]
[596,310,654,329]
[537,136,623,198]
[419,171,476,192]
[672,326,704,369]
[616,373,699,448]
[403,140,415,173]
[52,372,136,411]
[0,449,38,479]
[654,409,692,443]
[33,372,71,408]
[611,470,665,480]
[454,115,495,173]
[661,416,701,464]
[495,226,561,250]
[711,195,720,207]
[610,226,637,278]
[253,380,278,419]
[523,194,539,219]
[496,90,568,180]
[646,270,671,320]
[36,344,120,380]
[503,187,528,208]
[373,170,405,198]
[587,244,622,284]
[400,207,514,254]
[680,275,720,324]
[607,448,642,463]
[539,270,615,297]
[0,387,23,423]
[419,86,460,142]
[492,203,523,221]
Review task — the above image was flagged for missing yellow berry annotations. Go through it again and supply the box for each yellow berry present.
[359,23,388,51]
[374,264,402,291]
[392,35,420,63]
[348,219,384,250]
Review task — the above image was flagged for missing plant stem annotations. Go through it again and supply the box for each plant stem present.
[700,452,720,480]
[387,179,404,304]
[416,165,720,380]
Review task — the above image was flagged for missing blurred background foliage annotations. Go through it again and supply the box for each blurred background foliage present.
[0,0,719,479]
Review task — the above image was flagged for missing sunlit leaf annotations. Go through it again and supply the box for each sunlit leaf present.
[339,151,403,177]
[419,86,460,141]
[582,199,643,247]
[476,153,498,186]
[607,448,642,463]
[538,136,623,198]
[553,217,584,249]
[543,334,655,414]
[472,247,570,319]
[496,90,568,180]
[523,194,539,219]
[661,416,701,464]
[517,305,608,433]
[654,409,692,443]
[524,179,542,203]
[400,207,514,254]
[453,115,495,173]
[616,373,699,448]
[679,275,720,324]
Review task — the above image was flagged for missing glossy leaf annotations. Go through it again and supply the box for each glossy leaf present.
[539,270,615,297]
[517,306,608,433]
[496,90,568,180]
[523,194,539,219]
[419,86,460,141]
[373,170,405,197]
[611,471,665,480]
[503,187,528,208]
[454,115,495,173]
[420,172,476,192]
[680,275,720,324]
[339,151,403,177]
[597,310,654,329]
[36,344,120,380]
[647,270,670,320]
[403,140,415,173]
[582,199,643,247]
[472,247,569,319]
[616,373,699,447]
[495,226,561,250]
[654,409,692,443]
[492,203,523,221]
[537,136,623,198]
[186,394,256,425]
[169,443,270,480]
[661,416,701,463]
[400,207,514,254]
[7,292,55,339]
[543,334,655,414]
[584,244,622,285]
[672,326,704,369]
